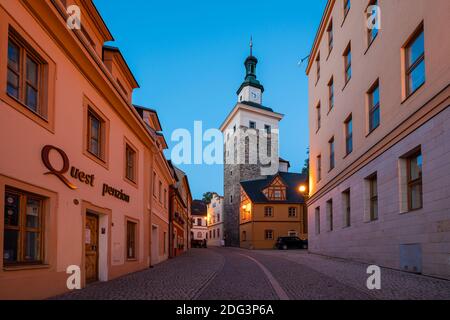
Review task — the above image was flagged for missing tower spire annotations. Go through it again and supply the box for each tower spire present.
[250,36,253,57]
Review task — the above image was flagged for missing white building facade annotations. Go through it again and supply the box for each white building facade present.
[207,194,225,247]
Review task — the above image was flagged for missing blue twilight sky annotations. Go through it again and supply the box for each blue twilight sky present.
[94,0,327,200]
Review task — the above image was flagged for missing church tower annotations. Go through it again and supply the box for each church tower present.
[220,40,284,247]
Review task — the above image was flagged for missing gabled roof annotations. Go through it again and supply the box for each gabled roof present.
[240,172,307,204]
[191,200,207,216]
[279,157,291,168]
[134,105,163,131]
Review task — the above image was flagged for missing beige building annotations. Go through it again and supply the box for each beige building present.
[240,172,308,250]
[306,0,450,279]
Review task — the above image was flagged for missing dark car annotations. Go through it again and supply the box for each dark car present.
[275,237,308,250]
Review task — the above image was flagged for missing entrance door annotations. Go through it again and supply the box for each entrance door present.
[85,213,99,283]
[151,225,158,265]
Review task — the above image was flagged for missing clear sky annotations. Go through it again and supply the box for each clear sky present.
[95,0,327,200]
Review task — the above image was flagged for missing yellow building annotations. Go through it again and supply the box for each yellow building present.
[240,172,308,249]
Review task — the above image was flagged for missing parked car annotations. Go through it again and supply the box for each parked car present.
[191,239,207,248]
[275,237,308,250]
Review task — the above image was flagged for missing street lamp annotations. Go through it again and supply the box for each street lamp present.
[298,184,307,193]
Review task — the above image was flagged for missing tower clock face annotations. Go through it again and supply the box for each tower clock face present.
[250,91,260,102]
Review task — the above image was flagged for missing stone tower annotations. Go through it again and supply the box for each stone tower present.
[220,41,284,247]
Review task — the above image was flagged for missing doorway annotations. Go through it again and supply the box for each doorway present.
[151,225,159,265]
[85,212,99,283]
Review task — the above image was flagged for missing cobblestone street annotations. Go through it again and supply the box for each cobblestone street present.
[54,248,450,300]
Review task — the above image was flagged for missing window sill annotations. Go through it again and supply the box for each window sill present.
[341,12,349,28]
[365,126,379,138]
[83,149,109,170]
[401,207,423,214]
[401,82,425,105]
[2,93,54,134]
[124,176,138,189]
[3,264,50,271]
[126,258,138,262]
[342,78,351,91]
[326,48,332,61]
[364,34,378,55]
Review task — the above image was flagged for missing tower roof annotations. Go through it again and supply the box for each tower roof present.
[237,38,264,95]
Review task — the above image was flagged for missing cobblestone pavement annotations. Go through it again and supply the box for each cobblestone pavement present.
[54,247,450,300]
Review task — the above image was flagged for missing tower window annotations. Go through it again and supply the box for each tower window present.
[249,121,256,129]
[264,125,271,134]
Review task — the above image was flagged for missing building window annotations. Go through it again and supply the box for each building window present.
[264,230,274,240]
[344,0,351,19]
[328,77,334,111]
[367,0,379,45]
[316,102,321,131]
[209,230,212,239]
[126,221,137,260]
[164,189,167,208]
[345,115,353,155]
[213,229,216,238]
[344,43,352,84]
[288,207,297,217]
[3,189,45,265]
[327,20,333,54]
[317,154,322,182]
[329,136,335,170]
[264,206,274,217]
[342,189,351,227]
[368,81,380,132]
[87,109,104,159]
[264,124,271,134]
[230,195,233,203]
[242,231,247,241]
[404,24,425,97]
[407,151,423,210]
[125,144,136,183]
[153,172,157,197]
[217,214,220,222]
[158,181,162,203]
[233,125,236,132]
[326,199,333,231]
[315,207,320,235]
[368,174,378,221]
[316,52,320,83]
[249,121,256,129]
[197,232,202,238]
[197,218,202,226]
[7,33,46,117]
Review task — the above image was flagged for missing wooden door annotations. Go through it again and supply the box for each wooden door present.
[85,213,99,283]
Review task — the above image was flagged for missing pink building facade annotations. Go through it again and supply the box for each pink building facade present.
[0,0,171,299]
[306,0,450,279]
